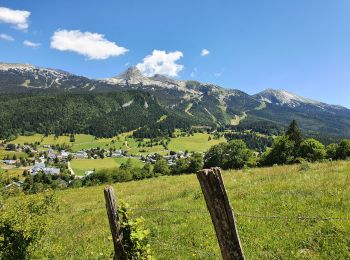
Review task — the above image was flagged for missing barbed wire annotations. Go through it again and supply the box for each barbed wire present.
[235,213,350,221]
[60,205,350,221]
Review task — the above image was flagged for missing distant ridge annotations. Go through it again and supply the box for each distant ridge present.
[0,61,349,139]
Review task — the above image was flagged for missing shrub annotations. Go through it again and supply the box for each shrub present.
[188,153,204,173]
[336,139,350,160]
[172,158,190,175]
[118,201,152,259]
[299,138,326,162]
[204,140,253,170]
[260,136,296,166]
[326,143,338,160]
[153,158,170,176]
[0,193,57,259]
[203,143,226,169]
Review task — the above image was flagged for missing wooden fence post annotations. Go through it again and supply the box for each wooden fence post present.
[196,167,245,260]
[104,186,128,260]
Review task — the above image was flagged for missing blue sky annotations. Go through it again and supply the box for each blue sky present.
[1,1,350,107]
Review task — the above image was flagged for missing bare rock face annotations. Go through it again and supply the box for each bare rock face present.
[254,88,344,110]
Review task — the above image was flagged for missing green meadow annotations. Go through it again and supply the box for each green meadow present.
[9,134,123,151]
[8,132,227,155]
[6,160,350,259]
[9,134,44,145]
[168,133,226,152]
[71,158,144,176]
[0,150,28,160]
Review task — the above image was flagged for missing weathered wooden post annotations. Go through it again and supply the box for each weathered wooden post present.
[196,167,245,260]
[104,186,128,260]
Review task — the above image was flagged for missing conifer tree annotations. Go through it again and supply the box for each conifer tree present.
[286,119,302,146]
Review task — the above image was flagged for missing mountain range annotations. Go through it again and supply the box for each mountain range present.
[0,62,349,141]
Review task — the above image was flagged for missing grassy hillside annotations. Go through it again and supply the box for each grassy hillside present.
[6,160,350,259]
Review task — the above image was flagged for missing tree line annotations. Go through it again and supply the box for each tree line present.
[3,120,350,197]
[204,120,350,169]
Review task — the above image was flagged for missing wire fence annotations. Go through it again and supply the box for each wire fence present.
[59,202,350,258]
[60,205,350,222]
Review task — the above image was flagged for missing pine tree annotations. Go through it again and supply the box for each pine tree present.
[286,120,302,146]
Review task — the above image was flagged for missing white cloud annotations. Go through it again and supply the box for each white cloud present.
[201,48,210,56]
[0,7,30,30]
[23,40,40,48]
[136,50,184,77]
[0,33,14,41]
[50,29,128,60]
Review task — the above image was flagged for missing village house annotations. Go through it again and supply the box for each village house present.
[57,150,70,161]
[42,167,60,175]
[31,162,46,174]
[21,145,37,153]
[111,149,123,158]
[61,150,70,159]
[74,151,88,159]
[30,162,60,175]
[47,149,57,160]
[2,160,17,165]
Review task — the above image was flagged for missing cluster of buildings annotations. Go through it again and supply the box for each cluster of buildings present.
[30,162,60,176]
[142,151,190,166]
[47,149,70,161]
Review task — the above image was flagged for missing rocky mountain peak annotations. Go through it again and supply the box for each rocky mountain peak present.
[115,67,144,80]
[254,88,321,107]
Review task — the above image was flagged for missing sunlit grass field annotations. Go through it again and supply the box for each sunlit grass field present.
[71,158,144,176]
[0,149,28,160]
[9,134,123,152]
[8,133,227,155]
[9,160,350,259]
[168,133,226,152]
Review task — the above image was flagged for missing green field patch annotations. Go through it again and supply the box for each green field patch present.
[128,145,166,156]
[10,134,43,145]
[71,139,121,152]
[71,157,144,176]
[114,157,144,168]
[70,158,118,176]
[69,135,123,152]
[4,168,25,179]
[0,149,28,159]
[71,134,113,151]
[168,133,225,152]
[42,135,70,145]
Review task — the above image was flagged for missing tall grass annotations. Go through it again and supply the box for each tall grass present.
[5,161,350,259]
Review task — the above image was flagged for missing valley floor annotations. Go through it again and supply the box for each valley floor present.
[8,160,350,259]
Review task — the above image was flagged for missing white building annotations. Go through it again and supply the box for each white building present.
[31,162,60,175]
[75,151,88,159]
